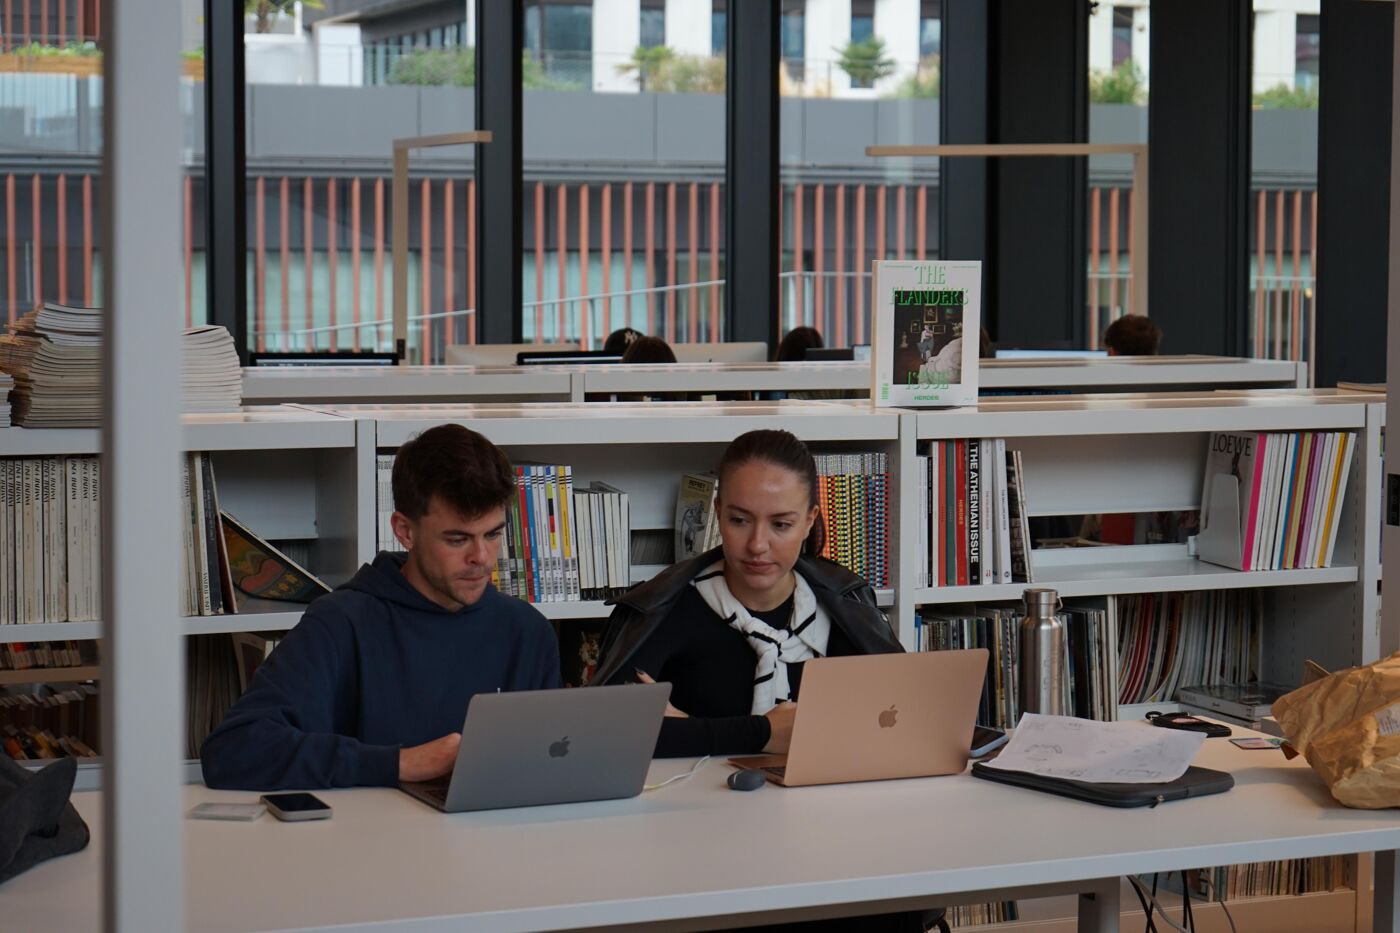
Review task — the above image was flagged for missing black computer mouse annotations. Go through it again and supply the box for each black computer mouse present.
[727,769,767,792]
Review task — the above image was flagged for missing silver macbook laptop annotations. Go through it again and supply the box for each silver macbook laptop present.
[399,682,670,813]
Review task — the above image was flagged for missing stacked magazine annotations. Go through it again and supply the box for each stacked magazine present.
[0,304,101,427]
[183,326,243,412]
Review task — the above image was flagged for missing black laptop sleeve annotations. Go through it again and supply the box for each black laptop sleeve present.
[970,761,1234,808]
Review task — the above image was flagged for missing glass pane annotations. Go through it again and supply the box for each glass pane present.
[1087,1,1148,350]
[0,0,111,332]
[522,0,728,351]
[246,1,477,363]
[1249,3,1318,371]
[780,0,939,354]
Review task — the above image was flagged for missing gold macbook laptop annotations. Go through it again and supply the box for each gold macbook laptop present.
[729,649,988,786]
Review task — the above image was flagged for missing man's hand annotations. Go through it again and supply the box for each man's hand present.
[399,733,461,783]
[762,702,797,754]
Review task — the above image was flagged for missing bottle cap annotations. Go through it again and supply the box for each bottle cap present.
[1022,587,1061,615]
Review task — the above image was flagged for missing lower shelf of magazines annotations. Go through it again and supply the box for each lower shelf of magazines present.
[914,543,1357,605]
[956,884,1355,933]
[0,587,899,643]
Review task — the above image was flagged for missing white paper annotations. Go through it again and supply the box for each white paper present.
[983,713,1206,784]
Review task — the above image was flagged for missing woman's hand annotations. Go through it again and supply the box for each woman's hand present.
[636,670,689,718]
[762,702,797,754]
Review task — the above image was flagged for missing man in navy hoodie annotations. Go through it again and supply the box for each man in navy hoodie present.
[201,424,561,790]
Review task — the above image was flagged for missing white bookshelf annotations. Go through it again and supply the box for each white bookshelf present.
[905,393,1384,724]
[0,409,366,645]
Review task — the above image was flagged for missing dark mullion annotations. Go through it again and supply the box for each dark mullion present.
[203,0,248,362]
[725,0,780,350]
[1148,0,1252,358]
[476,1,524,343]
[1315,0,1392,387]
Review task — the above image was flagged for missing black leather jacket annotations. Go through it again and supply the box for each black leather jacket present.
[591,546,904,687]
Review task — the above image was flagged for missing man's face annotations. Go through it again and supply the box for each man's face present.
[392,496,506,610]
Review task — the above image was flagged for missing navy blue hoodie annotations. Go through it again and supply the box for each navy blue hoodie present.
[200,551,561,790]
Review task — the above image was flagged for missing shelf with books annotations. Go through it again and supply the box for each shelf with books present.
[356,402,904,626]
[0,428,101,457]
[0,665,100,685]
[915,557,1358,606]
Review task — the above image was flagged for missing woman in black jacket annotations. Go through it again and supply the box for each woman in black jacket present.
[591,429,903,759]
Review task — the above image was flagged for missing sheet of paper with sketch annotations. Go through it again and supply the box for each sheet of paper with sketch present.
[984,713,1206,783]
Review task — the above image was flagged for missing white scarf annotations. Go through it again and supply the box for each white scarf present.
[691,561,832,714]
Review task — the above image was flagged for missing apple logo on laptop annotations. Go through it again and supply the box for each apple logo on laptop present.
[879,705,898,728]
[549,736,571,758]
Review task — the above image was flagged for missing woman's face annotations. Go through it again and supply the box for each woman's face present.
[717,459,818,599]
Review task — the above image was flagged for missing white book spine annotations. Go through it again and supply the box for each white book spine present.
[180,455,195,617]
[20,460,35,623]
[191,453,212,616]
[1323,433,1358,568]
[985,437,996,582]
[45,457,65,623]
[995,438,1012,584]
[65,457,80,622]
[0,461,10,624]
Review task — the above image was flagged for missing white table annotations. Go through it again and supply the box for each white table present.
[5,736,1400,932]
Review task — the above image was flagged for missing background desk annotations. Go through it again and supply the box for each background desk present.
[4,735,1400,932]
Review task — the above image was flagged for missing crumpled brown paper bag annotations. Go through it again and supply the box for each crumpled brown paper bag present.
[1273,649,1400,809]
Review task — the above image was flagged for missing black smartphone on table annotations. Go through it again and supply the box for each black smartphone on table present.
[260,792,332,822]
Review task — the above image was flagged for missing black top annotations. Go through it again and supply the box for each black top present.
[630,585,858,758]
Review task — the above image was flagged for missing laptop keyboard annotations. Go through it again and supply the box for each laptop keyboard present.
[420,781,450,804]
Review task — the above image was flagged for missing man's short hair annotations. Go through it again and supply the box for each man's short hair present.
[1103,314,1163,356]
[392,424,515,521]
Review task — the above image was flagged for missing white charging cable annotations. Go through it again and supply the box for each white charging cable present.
[644,756,711,791]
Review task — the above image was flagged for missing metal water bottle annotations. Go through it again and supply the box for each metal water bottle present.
[1018,587,1065,716]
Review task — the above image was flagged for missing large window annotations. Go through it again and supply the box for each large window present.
[780,0,938,350]
[525,1,593,89]
[522,0,727,349]
[640,0,666,49]
[1087,1,1148,349]
[1249,2,1320,368]
[244,1,477,362]
[0,0,143,330]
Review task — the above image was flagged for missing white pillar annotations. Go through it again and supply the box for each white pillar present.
[874,0,918,96]
[1252,11,1295,94]
[1087,1,1113,76]
[806,0,852,95]
[593,0,641,92]
[314,23,363,87]
[465,0,476,47]
[667,0,711,58]
[103,0,185,930]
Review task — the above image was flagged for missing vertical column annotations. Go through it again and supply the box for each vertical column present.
[726,0,780,349]
[667,0,711,58]
[1317,0,1392,387]
[102,0,185,930]
[806,0,851,94]
[594,0,641,93]
[938,0,990,272]
[993,0,1088,347]
[203,0,248,361]
[873,0,918,97]
[476,1,523,343]
[1148,0,1251,357]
